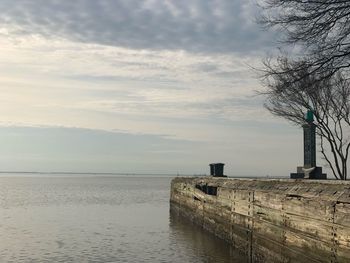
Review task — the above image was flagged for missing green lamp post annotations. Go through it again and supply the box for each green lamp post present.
[305,110,314,123]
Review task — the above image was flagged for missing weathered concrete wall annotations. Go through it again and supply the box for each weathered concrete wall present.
[170,177,350,263]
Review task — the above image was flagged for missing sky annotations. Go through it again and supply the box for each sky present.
[0,0,309,176]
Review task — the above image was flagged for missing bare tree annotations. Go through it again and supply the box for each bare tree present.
[261,58,350,180]
[259,0,350,78]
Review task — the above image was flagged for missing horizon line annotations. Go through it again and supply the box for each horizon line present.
[0,171,288,179]
[0,171,206,176]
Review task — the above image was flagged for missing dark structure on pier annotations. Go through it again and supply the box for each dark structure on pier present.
[209,163,226,177]
[291,110,327,179]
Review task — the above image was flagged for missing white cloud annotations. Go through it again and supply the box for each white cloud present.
[0,33,271,141]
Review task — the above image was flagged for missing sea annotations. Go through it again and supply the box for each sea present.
[0,174,247,263]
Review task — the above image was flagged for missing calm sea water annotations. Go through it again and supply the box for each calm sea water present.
[0,175,247,263]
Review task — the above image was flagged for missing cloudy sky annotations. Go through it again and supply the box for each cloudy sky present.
[0,0,307,176]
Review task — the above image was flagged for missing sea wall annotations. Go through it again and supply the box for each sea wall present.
[170,177,350,263]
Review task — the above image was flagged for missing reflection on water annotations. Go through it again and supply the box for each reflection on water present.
[169,211,248,263]
[0,175,247,262]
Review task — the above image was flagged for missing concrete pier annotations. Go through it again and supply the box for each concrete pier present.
[170,177,350,262]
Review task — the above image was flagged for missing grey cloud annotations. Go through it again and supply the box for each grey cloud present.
[0,0,275,53]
